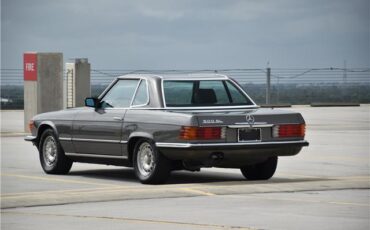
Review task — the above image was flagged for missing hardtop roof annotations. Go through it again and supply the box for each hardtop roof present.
[117,73,229,81]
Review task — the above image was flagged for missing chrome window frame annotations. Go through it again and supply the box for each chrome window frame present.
[131,79,150,107]
[97,77,150,110]
[161,76,258,110]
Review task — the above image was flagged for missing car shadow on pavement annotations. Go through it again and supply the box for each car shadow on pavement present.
[69,168,138,183]
[68,168,246,184]
[68,168,330,185]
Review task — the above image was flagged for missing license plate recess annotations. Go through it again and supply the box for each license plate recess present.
[238,128,261,142]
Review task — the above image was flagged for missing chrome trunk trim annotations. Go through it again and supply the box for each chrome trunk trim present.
[228,124,274,128]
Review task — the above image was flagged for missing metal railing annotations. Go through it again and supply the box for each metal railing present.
[1,67,369,86]
[1,67,369,108]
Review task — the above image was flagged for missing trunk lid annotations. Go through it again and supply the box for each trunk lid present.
[167,108,305,126]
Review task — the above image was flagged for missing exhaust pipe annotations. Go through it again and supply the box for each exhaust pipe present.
[210,152,224,161]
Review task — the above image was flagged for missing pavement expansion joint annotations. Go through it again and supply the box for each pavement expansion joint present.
[1,211,257,230]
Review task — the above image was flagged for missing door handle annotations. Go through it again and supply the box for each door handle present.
[113,117,123,121]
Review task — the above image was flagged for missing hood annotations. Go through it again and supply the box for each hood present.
[32,107,87,121]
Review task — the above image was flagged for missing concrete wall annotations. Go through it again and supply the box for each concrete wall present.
[24,81,38,132]
[74,59,90,107]
[65,58,90,108]
[65,63,75,108]
[37,53,64,112]
[24,52,63,132]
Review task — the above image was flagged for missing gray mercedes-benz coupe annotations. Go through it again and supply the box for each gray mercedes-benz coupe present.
[25,74,309,184]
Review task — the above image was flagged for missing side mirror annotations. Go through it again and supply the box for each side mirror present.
[85,97,100,108]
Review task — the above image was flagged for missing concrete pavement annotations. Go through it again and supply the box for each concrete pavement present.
[3,189,368,230]
[1,106,369,229]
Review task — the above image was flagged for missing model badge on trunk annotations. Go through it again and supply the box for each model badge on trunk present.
[203,119,223,124]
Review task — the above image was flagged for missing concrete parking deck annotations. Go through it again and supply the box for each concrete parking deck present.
[1,105,369,229]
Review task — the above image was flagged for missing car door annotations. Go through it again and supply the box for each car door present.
[72,79,140,156]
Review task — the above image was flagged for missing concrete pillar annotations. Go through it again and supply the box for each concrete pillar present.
[65,58,90,108]
[24,52,63,132]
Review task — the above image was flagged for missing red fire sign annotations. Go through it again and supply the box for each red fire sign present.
[24,53,37,81]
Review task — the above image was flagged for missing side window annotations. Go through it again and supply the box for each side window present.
[100,79,139,108]
[225,81,250,104]
[132,80,149,106]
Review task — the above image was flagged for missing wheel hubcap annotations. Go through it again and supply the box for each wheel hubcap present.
[137,142,155,176]
[43,136,57,167]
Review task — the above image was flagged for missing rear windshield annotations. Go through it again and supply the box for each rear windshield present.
[163,80,254,107]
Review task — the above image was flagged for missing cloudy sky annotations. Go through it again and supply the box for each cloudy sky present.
[2,0,369,69]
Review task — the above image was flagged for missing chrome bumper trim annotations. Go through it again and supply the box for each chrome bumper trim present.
[156,140,308,148]
[24,136,37,141]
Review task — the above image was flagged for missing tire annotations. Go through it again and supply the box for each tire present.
[39,129,73,174]
[133,139,171,184]
[240,156,278,180]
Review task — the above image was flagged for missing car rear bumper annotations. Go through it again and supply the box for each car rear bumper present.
[156,140,309,164]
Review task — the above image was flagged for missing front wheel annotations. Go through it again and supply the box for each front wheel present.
[240,156,278,180]
[133,139,171,184]
[39,129,73,174]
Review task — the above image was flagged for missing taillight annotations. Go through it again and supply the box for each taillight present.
[180,126,226,140]
[273,124,305,138]
[28,120,35,132]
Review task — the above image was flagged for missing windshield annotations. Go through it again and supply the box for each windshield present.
[163,80,254,107]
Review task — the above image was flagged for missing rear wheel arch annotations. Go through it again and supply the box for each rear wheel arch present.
[127,133,155,163]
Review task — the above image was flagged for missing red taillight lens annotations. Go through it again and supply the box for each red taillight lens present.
[28,120,35,132]
[273,124,305,138]
[180,126,225,140]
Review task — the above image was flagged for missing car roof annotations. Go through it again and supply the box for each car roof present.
[117,73,229,80]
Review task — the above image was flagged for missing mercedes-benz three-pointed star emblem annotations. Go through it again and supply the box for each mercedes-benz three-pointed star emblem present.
[246,114,255,127]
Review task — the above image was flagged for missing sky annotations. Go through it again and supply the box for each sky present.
[1,0,369,69]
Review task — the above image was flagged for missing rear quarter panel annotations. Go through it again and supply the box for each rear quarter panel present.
[123,109,197,143]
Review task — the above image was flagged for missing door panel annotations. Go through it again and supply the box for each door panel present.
[72,108,126,156]
[71,79,140,156]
